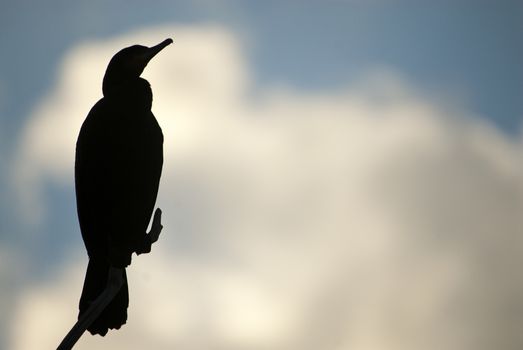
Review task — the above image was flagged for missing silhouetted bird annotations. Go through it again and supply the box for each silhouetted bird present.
[75,39,172,336]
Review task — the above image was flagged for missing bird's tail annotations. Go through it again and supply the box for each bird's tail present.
[78,259,128,336]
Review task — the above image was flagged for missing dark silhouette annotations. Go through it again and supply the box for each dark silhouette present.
[60,39,172,346]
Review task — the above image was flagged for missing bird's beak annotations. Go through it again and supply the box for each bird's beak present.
[144,38,173,62]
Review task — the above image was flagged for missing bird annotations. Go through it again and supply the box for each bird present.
[74,39,172,336]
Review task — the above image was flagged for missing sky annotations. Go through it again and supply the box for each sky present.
[1,1,523,349]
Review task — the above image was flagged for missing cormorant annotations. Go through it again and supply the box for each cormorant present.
[74,39,172,336]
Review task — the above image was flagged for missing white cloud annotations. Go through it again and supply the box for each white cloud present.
[10,24,523,349]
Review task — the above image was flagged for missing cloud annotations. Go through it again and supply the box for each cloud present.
[10,24,523,349]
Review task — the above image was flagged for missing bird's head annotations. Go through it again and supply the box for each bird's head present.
[103,38,173,96]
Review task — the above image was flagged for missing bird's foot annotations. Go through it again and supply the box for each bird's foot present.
[135,208,163,255]
[148,208,163,244]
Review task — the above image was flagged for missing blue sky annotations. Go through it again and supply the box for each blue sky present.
[1,2,522,349]
[2,1,522,136]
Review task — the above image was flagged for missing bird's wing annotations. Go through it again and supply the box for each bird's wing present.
[75,99,163,266]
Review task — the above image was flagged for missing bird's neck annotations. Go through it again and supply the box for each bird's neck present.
[103,77,153,111]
